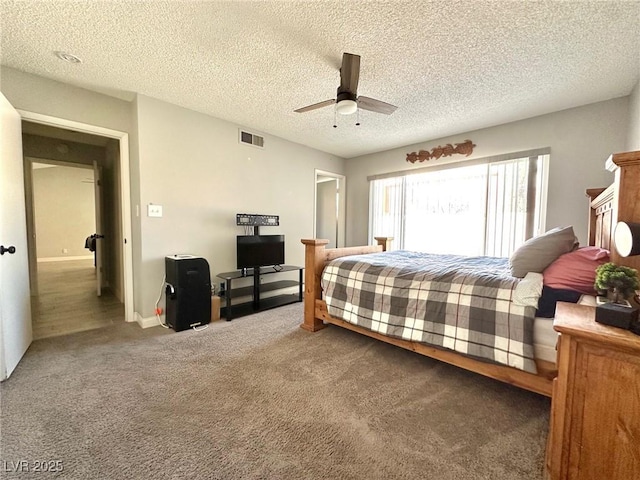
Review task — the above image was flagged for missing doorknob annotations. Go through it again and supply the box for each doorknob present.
[0,245,16,255]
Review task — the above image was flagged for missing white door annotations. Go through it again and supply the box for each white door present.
[0,93,32,380]
[93,160,103,297]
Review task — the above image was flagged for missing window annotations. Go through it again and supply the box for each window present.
[369,151,548,257]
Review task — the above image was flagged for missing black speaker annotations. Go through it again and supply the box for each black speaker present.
[595,302,638,330]
[165,255,211,332]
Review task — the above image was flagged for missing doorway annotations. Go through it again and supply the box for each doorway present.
[19,114,133,337]
[26,158,119,338]
[314,170,346,248]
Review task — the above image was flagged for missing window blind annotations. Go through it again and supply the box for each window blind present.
[369,151,548,257]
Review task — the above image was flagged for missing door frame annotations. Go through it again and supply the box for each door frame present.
[313,169,346,248]
[18,110,134,323]
[93,160,103,297]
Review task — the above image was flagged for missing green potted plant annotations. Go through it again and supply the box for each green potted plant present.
[594,262,640,305]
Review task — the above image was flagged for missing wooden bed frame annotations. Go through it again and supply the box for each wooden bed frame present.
[300,150,640,399]
[300,237,556,397]
[586,150,640,271]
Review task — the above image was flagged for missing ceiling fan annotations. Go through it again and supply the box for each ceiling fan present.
[294,53,398,116]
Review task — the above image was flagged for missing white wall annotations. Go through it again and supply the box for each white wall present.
[134,95,344,317]
[345,98,630,247]
[627,79,640,151]
[32,165,95,259]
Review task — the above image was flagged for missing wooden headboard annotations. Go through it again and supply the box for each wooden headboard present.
[587,150,640,271]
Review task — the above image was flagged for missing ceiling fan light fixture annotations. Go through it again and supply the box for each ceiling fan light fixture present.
[336,99,357,115]
[294,53,397,116]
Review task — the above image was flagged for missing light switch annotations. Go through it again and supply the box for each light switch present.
[148,204,163,217]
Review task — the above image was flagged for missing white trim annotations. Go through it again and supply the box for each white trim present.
[37,255,94,262]
[538,154,550,234]
[17,110,135,323]
[135,312,163,329]
[314,169,346,248]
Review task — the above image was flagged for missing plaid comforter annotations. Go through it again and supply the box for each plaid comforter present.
[321,250,538,373]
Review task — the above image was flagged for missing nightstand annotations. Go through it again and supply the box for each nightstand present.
[545,302,640,480]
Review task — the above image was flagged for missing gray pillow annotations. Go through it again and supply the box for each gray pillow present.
[509,226,577,278]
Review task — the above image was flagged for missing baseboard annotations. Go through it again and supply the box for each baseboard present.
[37,255,94,262]
[135,312,163,329]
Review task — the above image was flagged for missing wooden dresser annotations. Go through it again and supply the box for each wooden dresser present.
[546,302,640,479]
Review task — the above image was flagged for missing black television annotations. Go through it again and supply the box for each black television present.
[237,235,285,270]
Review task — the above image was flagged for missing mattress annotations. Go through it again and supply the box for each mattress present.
[322,250,539,373]
[532,295,596,363]
[533,317,557,363]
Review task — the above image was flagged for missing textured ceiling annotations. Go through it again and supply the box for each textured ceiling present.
[1,1,639,158]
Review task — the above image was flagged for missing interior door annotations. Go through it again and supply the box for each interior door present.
[0,93,32,380]
[93,160,103,297]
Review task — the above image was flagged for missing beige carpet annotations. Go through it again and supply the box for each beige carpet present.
[0,303,550,479]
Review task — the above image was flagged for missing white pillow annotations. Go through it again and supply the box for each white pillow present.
[509,226,577,278]
[513,272,543,308]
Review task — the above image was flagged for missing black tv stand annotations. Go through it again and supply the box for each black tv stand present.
[216,265,303,321]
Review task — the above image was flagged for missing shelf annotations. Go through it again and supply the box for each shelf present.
[216,265,303,321]
[222,280,300,299]
[217,265,301,280]
[220,294,300,319]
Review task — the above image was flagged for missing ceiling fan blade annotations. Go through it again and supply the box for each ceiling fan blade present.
[294,99,336,113]
[340,53,360,94]
[357,96,398,115]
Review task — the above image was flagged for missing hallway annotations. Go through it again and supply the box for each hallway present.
[31,259,124,339]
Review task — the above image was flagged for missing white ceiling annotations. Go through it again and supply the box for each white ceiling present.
[1,1,639,158]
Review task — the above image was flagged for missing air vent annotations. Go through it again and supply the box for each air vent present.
[239,130,264,148]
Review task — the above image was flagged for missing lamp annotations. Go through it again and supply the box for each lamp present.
[613,222,640,257]
[336,99,358,115]
[598,221,640,335]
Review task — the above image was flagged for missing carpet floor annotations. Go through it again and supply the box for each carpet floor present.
[0,303,550,479]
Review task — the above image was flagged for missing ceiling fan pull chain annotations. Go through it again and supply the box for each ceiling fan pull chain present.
[333,106,337,128]
[356,107,361,126]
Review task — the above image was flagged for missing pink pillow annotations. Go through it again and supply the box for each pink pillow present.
[543,246,609,294]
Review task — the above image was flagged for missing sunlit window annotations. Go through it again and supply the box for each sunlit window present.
[369,153,548,257]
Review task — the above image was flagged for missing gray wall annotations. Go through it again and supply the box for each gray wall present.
[4,67,135,302]
[4,65,634,321]
[627,79,640,151]
[22,132,122,298]
[32,165,95,259]
[134,95,344,317]
[1,67,132,134]
[104,139,124,301]
[345,98,630,247]
[2,67,345,319]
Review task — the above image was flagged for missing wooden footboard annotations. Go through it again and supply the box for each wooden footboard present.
[300,238,388,332]
[300,238,555,397]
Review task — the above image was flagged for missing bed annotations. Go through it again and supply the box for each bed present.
[301,149,640,398]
